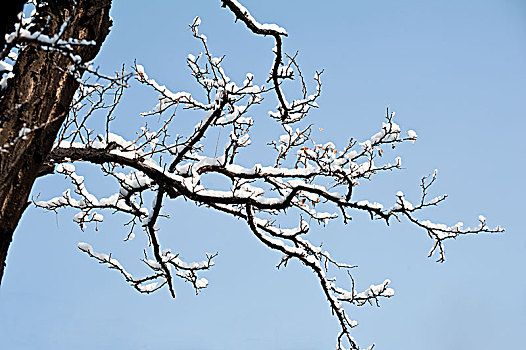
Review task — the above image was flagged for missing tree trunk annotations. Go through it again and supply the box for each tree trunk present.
[0,0,113,284]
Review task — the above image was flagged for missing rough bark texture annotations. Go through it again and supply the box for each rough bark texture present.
[0,0,113,284]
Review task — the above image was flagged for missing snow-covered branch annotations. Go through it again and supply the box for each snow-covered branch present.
[1,1,127,95]
[35,2,502,349]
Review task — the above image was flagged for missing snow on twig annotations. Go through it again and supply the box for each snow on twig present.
[34,3,503,349]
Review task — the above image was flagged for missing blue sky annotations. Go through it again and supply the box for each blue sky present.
[1,0,525,349]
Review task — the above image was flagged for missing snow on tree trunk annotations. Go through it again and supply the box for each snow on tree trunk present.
[0,1,26,49]
[0,0,113,284]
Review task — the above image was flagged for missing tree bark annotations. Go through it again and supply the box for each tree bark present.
[0,0,113,284]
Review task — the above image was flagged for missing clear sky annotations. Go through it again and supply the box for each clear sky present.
[1,0,525,349]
